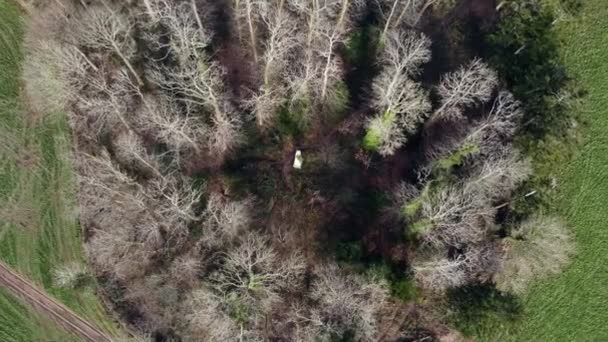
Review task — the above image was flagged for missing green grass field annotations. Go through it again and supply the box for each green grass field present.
[0,1,124,340]
[468,1,608,340]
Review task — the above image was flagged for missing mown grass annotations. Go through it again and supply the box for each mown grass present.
[467,1,608,340]
[0,0,124,339]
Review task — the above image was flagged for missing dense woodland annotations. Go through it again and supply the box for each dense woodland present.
[22,0,579,340]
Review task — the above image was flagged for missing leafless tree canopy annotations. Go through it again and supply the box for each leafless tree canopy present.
[69,5,142,85]
[247,2,299,127]
[406,147,534,291]
[280,0,365,119]
[435,58,499,120]
[377,0,445,41]
[21,0,574,339]
[426,90,524,162]
[365,29,432,156]
[400,81,536,292]
[414,242,501,291]
[211,233,306,313]
[229,0,368,127]
[307,264,389,340]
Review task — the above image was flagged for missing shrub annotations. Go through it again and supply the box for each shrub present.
[495,215,574,294]
[53,262,88,289]
[485,0,573,137]
[445,284,522,337]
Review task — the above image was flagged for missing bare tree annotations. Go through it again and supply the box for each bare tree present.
[376,0,442,41]
[143,0,211,66]
[76,150,137,199]
[143,0,210,83]
[284,0,325,115]
[413,242,500,291]
[435,59,498,120]
[86,225,155,281]
[212,233,306,312]
[463,148,532,201]
[378,29,432,77]
[426,90,523,161]
[206,100,244,157]
[258,2,297,88]
[413,254,469,290]
[316,0,358,102]
[151,60,242,156]
[182,289,241,341]
[23,40,88,114]
[495,216,574,294]
[324,1,366,102]
[364,30,431,156]
[409,143,533,291]
[415,183,496,248]
[463,91,524,152]
[142,95,208,158]
[140,0,160,21]
[232,0,265,63]
[150,176,202,224]
[202,193,254,244]
[66,67,141,140]
[78,152,157,279]
[411,148,530,248]
[144,1,242,157]
[113,131,163,178]
[169,255,201,288]
[69,5,142,85]
[285,0,363,118]
[300,263,389,341]
[77,151,202,278]
[467,242,503,282]
[76,151,159,247]
[364,111,406,156]
[122,275,179,334]
[247,1,299,127]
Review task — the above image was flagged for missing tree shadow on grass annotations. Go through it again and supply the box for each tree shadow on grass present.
[445,283,522,336]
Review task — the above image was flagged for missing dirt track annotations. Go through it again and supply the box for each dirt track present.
[0,261,114,342]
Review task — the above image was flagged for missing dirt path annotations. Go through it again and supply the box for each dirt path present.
[0,261,114,342]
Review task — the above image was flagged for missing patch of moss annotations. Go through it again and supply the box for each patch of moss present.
[363,110,396,151]
[344,26,380,66]
[435,143,480,172]
[277,106,306,138]
[362,130,382,151]
[409,218,434,235]
[366,263,420,302]
[324,81,350,124]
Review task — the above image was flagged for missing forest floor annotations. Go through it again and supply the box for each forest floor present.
[471,1,608,340]
[0,1,124,340]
